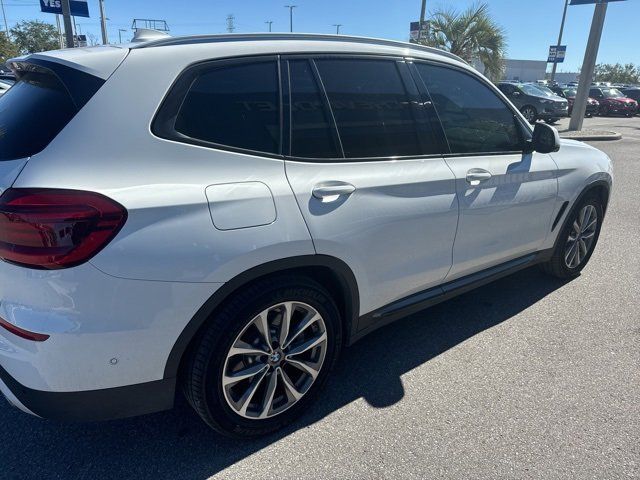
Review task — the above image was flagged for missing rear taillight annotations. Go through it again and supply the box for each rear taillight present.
[0,188,127,269]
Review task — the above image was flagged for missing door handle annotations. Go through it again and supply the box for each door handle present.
[312,182,356,201]
[466,168,493,186]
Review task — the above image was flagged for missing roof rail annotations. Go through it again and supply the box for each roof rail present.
[131,33,466,64]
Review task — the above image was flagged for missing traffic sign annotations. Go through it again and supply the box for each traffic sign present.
[410,21,429,41]
[548,45,567,63]
[570,0,626,5]
[39,0,89,18]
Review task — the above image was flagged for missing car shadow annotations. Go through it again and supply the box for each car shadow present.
[0,267,572,480]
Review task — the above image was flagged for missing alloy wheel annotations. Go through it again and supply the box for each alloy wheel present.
[522,107,536,122]
[222,301,328,420]
[564,204,598,269]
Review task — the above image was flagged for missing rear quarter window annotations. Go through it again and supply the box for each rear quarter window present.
[0,63,103,161]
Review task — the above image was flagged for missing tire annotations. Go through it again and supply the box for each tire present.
[540,194,603,279]
[521,105,537,124]
[182,275,342,437]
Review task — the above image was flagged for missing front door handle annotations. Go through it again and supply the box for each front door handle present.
[312,182,356,202]
[466,168,493,186]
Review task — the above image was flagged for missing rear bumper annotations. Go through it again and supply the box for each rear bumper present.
[0,363,175,421]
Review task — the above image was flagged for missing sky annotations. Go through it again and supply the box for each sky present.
[2,0,639,72]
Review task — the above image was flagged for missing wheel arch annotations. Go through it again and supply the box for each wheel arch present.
[551,179,611,251]
[163,255,360,380]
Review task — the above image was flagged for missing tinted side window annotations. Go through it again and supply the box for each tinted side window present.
[416,64,523,154]
[289,60,340,158]
[0,71,77,161]
[314,59,424,158]
[174,61,280,154]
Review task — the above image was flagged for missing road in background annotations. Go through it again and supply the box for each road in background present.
[1,117,638,480]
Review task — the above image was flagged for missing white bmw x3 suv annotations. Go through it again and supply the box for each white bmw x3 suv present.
[0,32,612,437]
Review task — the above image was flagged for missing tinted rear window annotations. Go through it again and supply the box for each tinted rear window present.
[174,61,281,154]
[0,70,77,161]
[289,59,341,158]
[315,58,424,158]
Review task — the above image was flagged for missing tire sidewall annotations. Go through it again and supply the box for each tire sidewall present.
[199,279,341,437]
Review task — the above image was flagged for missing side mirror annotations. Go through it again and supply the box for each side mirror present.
[527,123,560,154]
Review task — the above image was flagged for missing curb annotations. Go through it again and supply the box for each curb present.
[559,131,622,141]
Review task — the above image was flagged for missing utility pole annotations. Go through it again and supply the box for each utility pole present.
[98,0,108,44]
[569,1,608,131]
[284,5,296,33]
[265,20,273,32]
[0,0,8,38]
[550,0,570,82]
[226,14,235,33]
[61,0,74,48]
[333,24,342,34]
[118,28,127,43]
[419,0,427,42]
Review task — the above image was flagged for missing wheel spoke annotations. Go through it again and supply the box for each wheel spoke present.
[253,312,273,351]
[579,239,588,258]
[258,371,278,419]
[237,368,269,416]
[229,340,270,357]
[223,363,268,386]
[565,241,577,266]
[278,302,294,346]
[286,331,327,357]
[572,220,581,236]
[283,311,322,349]
[278,367,303,401]
[287,358,320,380]
[581,230,595,240]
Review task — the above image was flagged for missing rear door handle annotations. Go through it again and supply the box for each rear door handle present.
[312,182,356,201]
[466,168,493,186]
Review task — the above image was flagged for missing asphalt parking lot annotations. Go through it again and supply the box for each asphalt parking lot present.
[1,116,638,480]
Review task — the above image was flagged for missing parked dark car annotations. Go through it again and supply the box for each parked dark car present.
[498,82,568,124]
[589,87,638,117]
[550,86,599,117]
[620,88,640,114]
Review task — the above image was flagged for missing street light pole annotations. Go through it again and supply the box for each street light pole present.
[569,1,608,131]
[61,0,75,48]
[550,0,570,82]
[333,24,342,35]
[284,5,296,33]
[118,28,127,43]
[98,0,108,44]
[419,0,427,42]
[265,20,273,32]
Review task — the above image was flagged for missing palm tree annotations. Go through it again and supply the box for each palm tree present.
[419,3,506,81]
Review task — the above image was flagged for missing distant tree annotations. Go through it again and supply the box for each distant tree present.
[0,32,20,64]
[419,2,506,81]
[11,20,59,54]
[593,63,640,84]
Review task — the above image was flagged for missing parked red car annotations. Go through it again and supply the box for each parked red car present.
[551,86,599,117]
[589,87,638,117]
